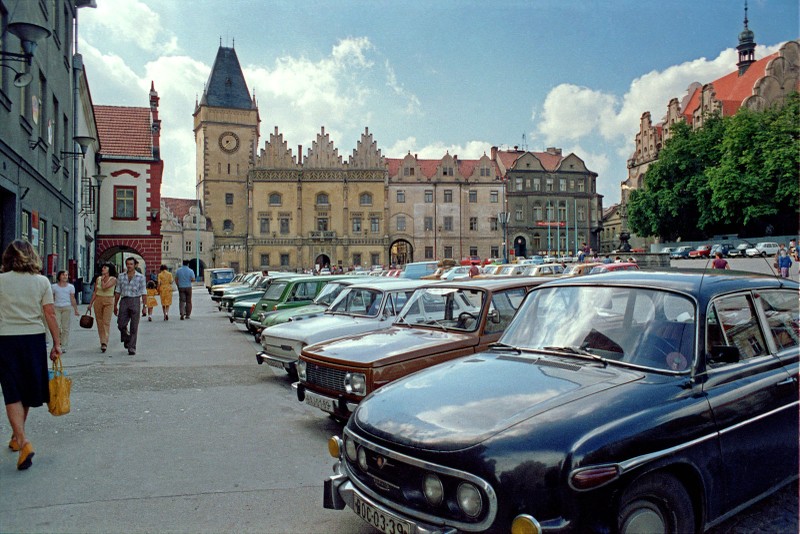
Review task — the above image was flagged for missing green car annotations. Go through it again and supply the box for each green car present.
[239,275,348,334]
[248,275,374,341]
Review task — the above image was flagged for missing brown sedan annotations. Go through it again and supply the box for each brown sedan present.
[294,277,547,419]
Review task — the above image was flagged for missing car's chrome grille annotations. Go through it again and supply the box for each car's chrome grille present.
[343,430,496,529]
[306,362,346,393]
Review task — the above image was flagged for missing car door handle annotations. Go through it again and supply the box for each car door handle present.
[776,377,797,387]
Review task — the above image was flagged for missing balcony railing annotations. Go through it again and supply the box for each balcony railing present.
[309,231,337,240]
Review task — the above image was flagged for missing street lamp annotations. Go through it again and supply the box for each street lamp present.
[498,211,510,264]
[0,21,51,88]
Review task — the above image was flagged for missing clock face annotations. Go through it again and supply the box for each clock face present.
[219,131,240,153]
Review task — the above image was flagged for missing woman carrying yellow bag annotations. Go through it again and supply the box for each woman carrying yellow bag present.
[48,357,71,416]
[0,240,62,471]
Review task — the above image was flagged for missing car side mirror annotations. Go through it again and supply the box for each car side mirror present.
[487,309,501,323]
[708,345,740,364]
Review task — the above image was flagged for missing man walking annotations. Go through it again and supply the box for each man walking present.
[175,261,196,320]
[114,257,147,356]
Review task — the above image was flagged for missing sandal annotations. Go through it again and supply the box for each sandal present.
[101,343,107,353]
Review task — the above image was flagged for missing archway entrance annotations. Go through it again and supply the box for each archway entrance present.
[513,235,527,258]
[314,254,331,271]
[97,246,147,279]
[390,239,413,266]
[188,258,206,280]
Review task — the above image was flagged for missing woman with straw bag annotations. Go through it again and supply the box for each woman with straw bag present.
[0,240,61,471]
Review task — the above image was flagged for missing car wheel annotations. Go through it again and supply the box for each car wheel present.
[617,473,694,534]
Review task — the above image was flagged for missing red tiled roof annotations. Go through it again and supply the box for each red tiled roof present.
[387,158,402,176]
[494,149,565,172]
[95,105,153,159]
[162,197,199,220]
[683,51,779,121]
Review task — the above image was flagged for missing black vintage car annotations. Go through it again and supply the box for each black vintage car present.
[323,271,799,534]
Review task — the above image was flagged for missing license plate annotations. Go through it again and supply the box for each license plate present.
[353,494,412,534]
[304,390,336,413]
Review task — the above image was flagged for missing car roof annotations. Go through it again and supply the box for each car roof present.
[267,274,350,284]
[346,279,432,291]
[538,270,798,296]
[426,277,549,291]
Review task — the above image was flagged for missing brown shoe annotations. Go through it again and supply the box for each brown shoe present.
[8,436,20,452]
[17,441,34,470]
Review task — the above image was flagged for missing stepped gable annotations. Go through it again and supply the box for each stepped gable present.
[95,106,153,159]
[200,46,254,110]
[349,127,385,169]
[304,127,344,169]
[256,126,298,168]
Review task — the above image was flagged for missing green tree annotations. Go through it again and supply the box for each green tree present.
[706,93,800,228]
[628,94,799,240]
[627,118,724,240]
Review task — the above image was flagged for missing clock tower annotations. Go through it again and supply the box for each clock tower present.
[193,44,260,272]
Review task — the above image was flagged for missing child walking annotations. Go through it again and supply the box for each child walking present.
[145,281,158,321]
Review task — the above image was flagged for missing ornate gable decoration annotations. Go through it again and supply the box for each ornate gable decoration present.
[304,126,344,169]
[349,127,385,169]
[256,126,297,169]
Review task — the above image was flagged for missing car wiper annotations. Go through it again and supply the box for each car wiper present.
[489,342,522,354]
[541,345,608,366]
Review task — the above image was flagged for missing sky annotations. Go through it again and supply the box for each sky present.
[76,0,799,204]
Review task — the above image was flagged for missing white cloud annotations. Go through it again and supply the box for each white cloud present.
[385,60,422,115]
[382,138,492,160]
[81,0,179,54]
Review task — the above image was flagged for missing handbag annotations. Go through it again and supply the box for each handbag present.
[47,358,72,416]
[79,309,94,329]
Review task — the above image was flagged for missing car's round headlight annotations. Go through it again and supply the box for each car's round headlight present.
[296,360,307,381]
[344,372,367,396]
[457,483,482,517]
[422,474,444,506]
[357,447,368,471]
[345,436,358,462]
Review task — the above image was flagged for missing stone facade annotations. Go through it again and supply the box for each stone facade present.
[387,151,503,264]
[160,198,213,275]
[494,147,603,258]
[249,126,388,270]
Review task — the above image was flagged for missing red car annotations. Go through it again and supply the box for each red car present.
[588,262,640,274]
[689,245,712,258]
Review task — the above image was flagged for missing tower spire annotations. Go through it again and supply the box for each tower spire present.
[736,0,756,75]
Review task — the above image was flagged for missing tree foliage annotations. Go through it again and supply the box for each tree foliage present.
[627,93,800,240]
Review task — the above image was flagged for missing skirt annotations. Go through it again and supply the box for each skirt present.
[0,333,49,407]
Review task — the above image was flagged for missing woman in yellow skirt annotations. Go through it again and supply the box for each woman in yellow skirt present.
[144,281,158,321]
[157,265,174,320]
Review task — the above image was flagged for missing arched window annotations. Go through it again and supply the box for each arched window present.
[268,193,282,206]
[223,219,233,232]
[316,193,329,205]
[359,193,372,206]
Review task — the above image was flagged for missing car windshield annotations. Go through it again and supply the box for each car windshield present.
[328,288,385,316]
[500,286,696,372]
[397,287,485,332]
[314,281,348,306]
[262,280,288,300]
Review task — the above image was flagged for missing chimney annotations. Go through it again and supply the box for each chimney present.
[491,146,498,160]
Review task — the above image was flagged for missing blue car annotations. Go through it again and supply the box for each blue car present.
[670,246,692,259]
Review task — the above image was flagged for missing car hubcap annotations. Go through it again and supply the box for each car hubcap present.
[622,504,666,534]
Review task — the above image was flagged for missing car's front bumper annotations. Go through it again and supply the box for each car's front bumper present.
[256,350,297,372]
[294,382,357,416]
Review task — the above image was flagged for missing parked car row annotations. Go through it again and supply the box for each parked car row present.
[667,241,782,259]
[207,267,799,534]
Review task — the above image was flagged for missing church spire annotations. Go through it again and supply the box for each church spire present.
[736,0,756,76]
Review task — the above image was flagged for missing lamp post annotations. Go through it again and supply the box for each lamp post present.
[0,21,50,88]
[498,211,510,264]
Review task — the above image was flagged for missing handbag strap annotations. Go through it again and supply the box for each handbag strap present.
[84,308,92,316]
[51,357,63,374]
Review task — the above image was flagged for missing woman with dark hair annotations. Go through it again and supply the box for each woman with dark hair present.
[52,270,79,353]
[0,240,61,470]
[157,264,173,320]
[88,262,118,353]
